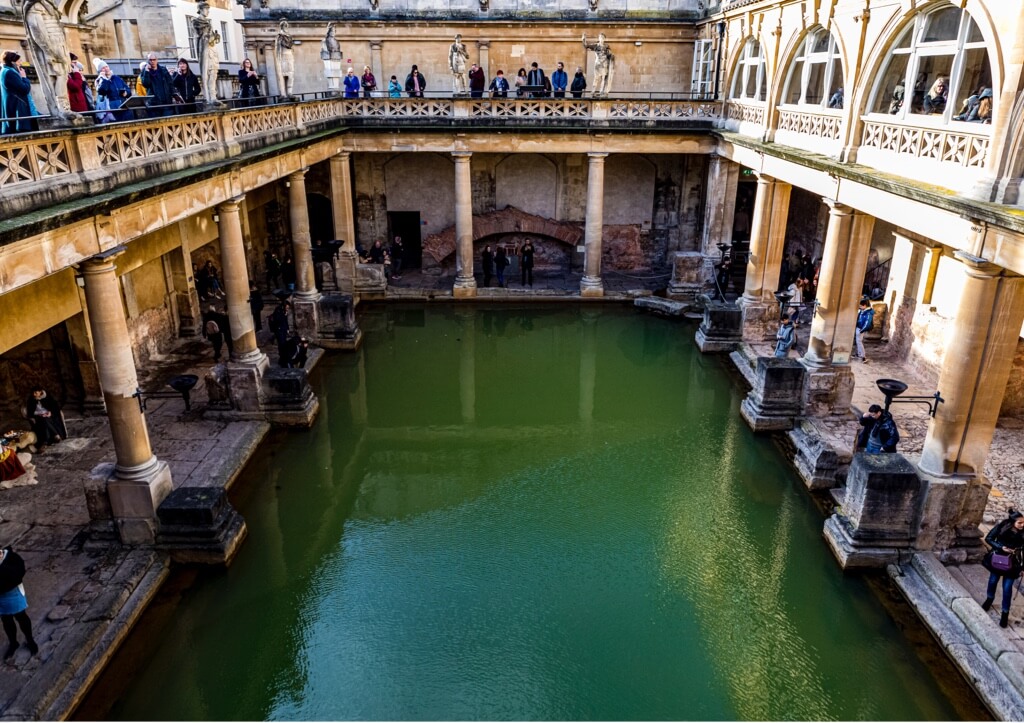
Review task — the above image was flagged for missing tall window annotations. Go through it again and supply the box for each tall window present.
[692,39,714,97]
[782,29,844,108]
[221,21,231,62]
[869,4,992,124]
[730,38,767,102]
[186,17,199,61]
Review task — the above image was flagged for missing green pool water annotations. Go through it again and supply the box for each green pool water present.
[98,305,972,720]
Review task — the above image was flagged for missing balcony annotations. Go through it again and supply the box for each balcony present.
[774,106,844,157]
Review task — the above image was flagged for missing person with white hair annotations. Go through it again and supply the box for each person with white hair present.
[343,67,360,98]
[93,58,130,123]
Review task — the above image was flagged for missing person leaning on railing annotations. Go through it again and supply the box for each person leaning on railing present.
[1,51,39,134]
[141,54,175,117]
[238,57,261,107]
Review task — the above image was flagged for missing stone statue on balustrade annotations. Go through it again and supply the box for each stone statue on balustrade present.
[320,23,343,92]
[17,0,79,123]
[193,2,222,106]
[275,19,296,97]
[582,32,615,97]
[448,34,469,95]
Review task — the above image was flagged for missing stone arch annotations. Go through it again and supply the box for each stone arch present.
[772,25,847,109]
[495,154,557,220]
[604,154,656,226]
[383,153,455,238]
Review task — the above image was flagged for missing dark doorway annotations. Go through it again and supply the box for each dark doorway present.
[307,193,335,246]
[388,212,422,269]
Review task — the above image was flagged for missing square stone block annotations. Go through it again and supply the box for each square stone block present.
[844,452,923,539]
[740,357,805,432]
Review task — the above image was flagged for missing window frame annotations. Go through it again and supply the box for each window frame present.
[691,38,715,98]
[729,38,767,103]
[780,28,843,109]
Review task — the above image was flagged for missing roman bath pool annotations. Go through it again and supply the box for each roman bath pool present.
[82,305,981,720]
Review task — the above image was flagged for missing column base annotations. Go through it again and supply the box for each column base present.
[739,357,806,432]
[205,361,319,427]
[316,293,363,350]
[799,359,854,416]
[913,473,990,562]
[695,300,742,353]
[335,251,357,294]
[157,486,249,565]
[453,276,478,298]
[580,276,604,297]
[736,296,778,341]
[99,458,174,545]
[226,354,270,413]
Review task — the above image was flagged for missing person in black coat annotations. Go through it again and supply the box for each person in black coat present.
[279,334,309,369]
[238,58,261,106]
[405,66,426,97]
[269,300,291,357]
[0,547,36,659]
[520,241,535,287]
[1,52,36,135]
[570,67,586,98]
[24,387,66,448]
[172,58,201,113]
[481,244,494,287]
[248,282,264,332]
[202,305,232,361]
[982,510,1024,627]
[495,247,509,287]
[140,53,175,116]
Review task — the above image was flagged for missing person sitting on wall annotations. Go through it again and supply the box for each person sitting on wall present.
[864,405,899,454]
[24,386,65,450]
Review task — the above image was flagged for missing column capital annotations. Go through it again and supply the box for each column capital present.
[477,40,490,49]
[452,151,473,161]
[218,196,245,214]
[823,198,853,215]
[370,40,382,50]
[587,152,609,161]
[332,151,351,162]
[953,250,1007,279]
[80,246,127,273]
[288,168,308,182]
[752,171,774,183]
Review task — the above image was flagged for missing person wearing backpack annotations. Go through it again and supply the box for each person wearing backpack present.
[865,404,899,454]
[982,510,1024,627]
[853,298,875,362]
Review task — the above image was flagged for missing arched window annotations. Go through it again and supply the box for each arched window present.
[869,4,992,124]
[782,29,844,108]
[730,38,767,102]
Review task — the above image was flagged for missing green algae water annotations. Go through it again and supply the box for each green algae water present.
[100,305,971,720]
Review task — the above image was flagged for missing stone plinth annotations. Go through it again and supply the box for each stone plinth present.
[915,474,990,563]
[317,293,363,350]
[824,453,923,569]
[262,367,319,427]
[801,362,855,416]
[666,251,705,302]
[695,301,742,353]
[355,263,387,298]
[788,422,840,489]
[292,296,320,339]
[737,297,778,342]
[740,357,805,432]
[88,460,174,545]
[157,486,248,565]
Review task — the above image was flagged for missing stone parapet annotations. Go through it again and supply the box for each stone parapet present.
[157,486,248,565]
[739,357,805,432]
[695,300,742,353]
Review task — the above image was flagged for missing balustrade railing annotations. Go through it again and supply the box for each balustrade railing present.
[860,117,990,169]
[776,107,842,141]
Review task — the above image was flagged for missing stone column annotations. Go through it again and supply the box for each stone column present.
[370,42,383,85]
[803,201,875,367]
[580,152,608,297]
[219,198,263,364]
[452,152,477,298]
[330,152,357,294]
[920,254,1024,479]
[738,174,791,340]
[80,248,172,544]
[263,42,280,97]
[885,232,929,353]
[288,169,321,336]
[700,154,739,257]
[167,228,201,337]
[65,300,104,414]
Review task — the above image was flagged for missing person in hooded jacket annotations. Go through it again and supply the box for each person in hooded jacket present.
[982,510,1024,627]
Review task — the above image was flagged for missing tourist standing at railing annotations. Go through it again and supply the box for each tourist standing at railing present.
[343,67,360,98]
[172,58,201,114]
[405,65,426,97]
[515,68,527,97]
[489,70,509,98]
[66,62,89,113]
[469,64,485,98]
[527,62,546,98]
[238,58,261,106]
[361,66,377,98]
[95,61,130,123]
[570,67,586,98]
[1,51,37,135]
[135,61,147,97]
[141,54,175,117]
[388,75,402,97]
[551,62,567,98]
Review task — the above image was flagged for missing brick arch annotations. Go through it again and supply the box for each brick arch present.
[423,206,583,264]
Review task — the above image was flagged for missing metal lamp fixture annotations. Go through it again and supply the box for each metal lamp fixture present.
[133,374,200,413]
[774,291,792,319]
[875,378,944,418]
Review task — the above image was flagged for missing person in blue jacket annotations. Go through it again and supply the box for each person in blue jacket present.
[551,61,568,98]
[343,68,361,98]
[1,52,36,134]
[853,298,875,362]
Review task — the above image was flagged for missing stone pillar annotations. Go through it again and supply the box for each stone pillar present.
[263,42,280,97]
[477,41,490,79]
[218,198,262,364]
[288,169,321,335]
[920,253,1024,479]
[452,152,477,298]
[700,155,740,258]
[168,226,201,337]
[80,248,172,544]
[65,300,104,414]
[738,174,791,340]
[580,152,608,297]
[885,233,929,354]
[803,201,875,367]
[370,42,383,85]
[330,152,357,294]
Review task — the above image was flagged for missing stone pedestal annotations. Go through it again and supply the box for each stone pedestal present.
[262,367,319,427]
[695,301,742,353]
[157,486,248,565]
[292,297,320,339]
[666,251,705,302]
[788,421,841,489]
[800,361,854,416]
[355,263,387,298]
[317,293,363,350]
[824,453,924,569]
[737,297,778,341]
[334,251,357,294]
[204,359,318,426]
[914,474,990,563]
[225,356,269,412]
[740,357,805,432]
[96,459,174,545]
